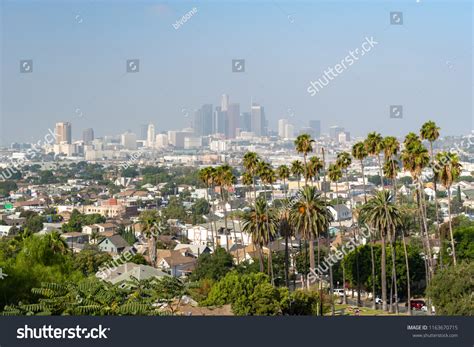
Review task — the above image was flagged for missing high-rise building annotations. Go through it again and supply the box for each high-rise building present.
[193,104,213,136]
[309,120,321,138]
[251,103,266,136]
[213,106,226,135]
[121,131,137,150]
[226,103,240,138]
[278,119,288,138]
[147,124,155,147]
[221,94,229,112]
[82,128,94,144]
[329,126,344,140]
[240,112,251,132]
[140,124,148,140]
[55,122,72,144]
[284,123,295,139]
[155,134,169,149]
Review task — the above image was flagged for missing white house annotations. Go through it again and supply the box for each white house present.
[329,204,352,222]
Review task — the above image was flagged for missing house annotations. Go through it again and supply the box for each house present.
[97,262,169,285]
[98,234,130,255]
[83,222,117,235]
[156,249,197,277]
[174,243,212,258]
[60,232,89,252]
[0,225,14,237]
[329,204,352,221]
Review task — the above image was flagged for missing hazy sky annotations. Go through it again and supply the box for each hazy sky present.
[1,0,472,145]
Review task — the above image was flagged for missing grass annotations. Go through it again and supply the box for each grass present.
[332,303,405,316]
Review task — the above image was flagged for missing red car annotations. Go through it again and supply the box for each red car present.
[410,300,426,310]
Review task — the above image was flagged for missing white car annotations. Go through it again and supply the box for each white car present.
[375,297,383,305]
[333,289,345,297]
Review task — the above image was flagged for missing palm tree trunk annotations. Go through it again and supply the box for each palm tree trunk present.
[221,190,229,252]
[381,232,388,311]
[370,237,376,309]
[391,241,399,314]
[418,183,433,279]
[329,263,335,316]
[206,187,216,250]
[361,160,367,203]
[430,142,442,269]
[257,243,264,272]
[447,189,457,265]
[401,231,412,315]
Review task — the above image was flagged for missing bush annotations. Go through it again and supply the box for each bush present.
[427,262,473,316]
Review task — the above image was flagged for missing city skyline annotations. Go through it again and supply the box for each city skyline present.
[1,1,472,144]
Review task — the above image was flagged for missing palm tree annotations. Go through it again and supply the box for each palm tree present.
[309,156,324,189]
[352,142,369,203]
[138,210,160,266]
[46,230,69,255]
[278,199,293,288]
[294,134,314,186]
[383,136,401,200]
[328,162,344,306]
[278,164,292,287]
[199,167,216,249]
[436,151,462,266]
[243,152,260,203]
[336,151,361,305]
[242,198,278,272]
[290,186,333,286]
[328,163,343,210]
[214,165,235,252]
[360,191,403,312]
[401,136,433,280]
[277,165,290,197]
[420,121,442,267]
[258,161,277,284]
[365,132,385,190]
[291,160,304,189]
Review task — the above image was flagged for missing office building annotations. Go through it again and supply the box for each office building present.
[221,94,229,112]
[309,120,321,138]
[240,112,251,132]
[329,126,344,140]
[278,119,288,138]
[213,106,226,135]
[140,124,148,140]
[251,103,266,136]
[55,122,72,144]
[83,128,94,145]
[193,104,213,136]
[147,124,155,147]
[226,103,240,138]
[284,123,295,139]
[155,134,169,149]
[121,131,137,150]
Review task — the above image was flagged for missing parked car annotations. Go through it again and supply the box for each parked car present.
[333,289,345,297]
[410,299,426,311]
[375,296,383,305]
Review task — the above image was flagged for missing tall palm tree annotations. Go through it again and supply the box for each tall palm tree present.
[278,164,292,287]
[328,162,344,306]
[436,151,462,266]
[383,136,401,200]
[360,191,403,312]
[242,197,278,272]
[277,165,290,197]
[294,134,314,186]
[420,121,442,267]
[199,167,216,249]
[401,136,433,279]
[138,210,160,266]
[278,199,293,288]
[328,163,343,209]
[214,164,235,252]
[258,161,277,284]
[243,152,260,203]
[290,186,333,285]
[309,156,324,189]
[365,132,385,190]
[291,160,304,189]
[336,151,361,305]
[352,142,369,203]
